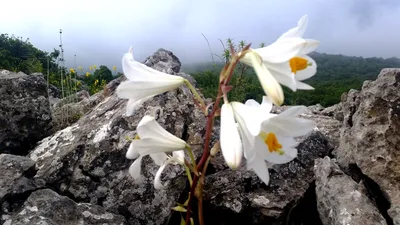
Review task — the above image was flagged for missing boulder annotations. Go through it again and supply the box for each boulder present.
[314,156,386,225]
[337,68,400,224]
[3,189,126,225]
[0,154,45,220]
[0,70,52,155]
[28,49,206,225]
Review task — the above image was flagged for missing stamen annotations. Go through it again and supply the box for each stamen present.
[260,132,284,153]
[289,57,309,74]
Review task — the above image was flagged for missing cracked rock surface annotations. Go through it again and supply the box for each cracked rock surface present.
[0,70,52,155]
[337,68,400,224]
[28,49,206,225]
[2,48,399,225]
[4,189,126,225]
[314,156,386,225]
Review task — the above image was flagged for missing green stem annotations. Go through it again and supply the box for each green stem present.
[186,145,197,168]
[184,79,206,109]
[184,165,193,186]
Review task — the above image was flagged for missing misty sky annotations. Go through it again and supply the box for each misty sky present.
[1,0,400,72]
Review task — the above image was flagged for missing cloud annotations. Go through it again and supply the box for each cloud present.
[0,0,400,71]
[349,0,400,29]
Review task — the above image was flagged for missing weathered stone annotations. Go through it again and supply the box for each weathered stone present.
[302,107,342,150]
[307,103,325,114]
[0,154,45,219]
[143,48,181,74]
[52,89,106,131]
[0,70,52,155]
[321,103,344,121]
[29,49,206,225]
[203,130,332,224]
[314,156,386,225]
[4,189,126,225]
[337,68,400,224]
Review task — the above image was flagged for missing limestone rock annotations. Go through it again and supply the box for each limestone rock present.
[143,48,181,74]
[4,189,126,225]
[321,103,344,121]
[0,154,45,221]
[28,49,206,225]
[0,70,52,155]
[337,68,400,224]
[314,156,386,225]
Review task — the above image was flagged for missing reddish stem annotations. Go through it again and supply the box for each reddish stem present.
[185,50,241,224]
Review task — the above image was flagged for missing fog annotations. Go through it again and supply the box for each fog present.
[1,0,399,71]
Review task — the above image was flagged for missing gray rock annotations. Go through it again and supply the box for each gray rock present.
[337,68,400,224]
[29,49,206,225]
[321,103,344,121]
[203,130,332,224]
[143,48,181,74]
[314,156,386,225]
[52,90,104,131]
[0,154,45,218]
[0,70,52,155]
[4,189,126,225]
[307,103,325,114]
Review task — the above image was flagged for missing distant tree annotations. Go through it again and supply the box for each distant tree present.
[190,47,400,107]
[93,65,113,83]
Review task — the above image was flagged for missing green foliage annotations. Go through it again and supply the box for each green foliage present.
[89,79,106,95]
[190,51,400,107]
[0,33,117,97]
[0,33,58,75]
[93,65,113,83]
[83,65,113,95]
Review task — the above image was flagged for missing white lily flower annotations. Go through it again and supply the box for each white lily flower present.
[242,97,315,164]
[125,115,187,187]
[220,103,243,169]
[154,150,185,189]
[239,15,320,105]
[116,47,186,116]
[228,96,315,184]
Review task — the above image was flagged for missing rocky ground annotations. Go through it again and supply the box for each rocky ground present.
[0,49,399,225]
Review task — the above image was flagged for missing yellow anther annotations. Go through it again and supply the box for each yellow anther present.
[289,57,309,74]
[260,132,284,154]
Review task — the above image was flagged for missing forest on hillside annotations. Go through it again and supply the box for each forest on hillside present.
[0,33,119,96]
[2,33,400,106]
[184,51,400,106]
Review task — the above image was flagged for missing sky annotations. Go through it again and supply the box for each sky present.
[1,0,400,72]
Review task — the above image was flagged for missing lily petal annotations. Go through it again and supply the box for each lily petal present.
[116,80,183,101]
[279,106,308,117]
[128,156,143,180]
[255,135,298,164]
[220,103,243,169]
[122,47,185,82]
[247,155,270,185]
[171,150,185,165]
[300,39,320,55]
[249,52,284,106]
[264,116,316,137]
[150,152,168,166]
[277,15,309,41]
[260,96,273,114]
[154,162,168,189]
[231,102,263,137]
[295,81,314,90]
[126,141,140,159]
[136,115,187,148]
[255,38,306,64]
[131,139,185,156]
[295,56,317,81]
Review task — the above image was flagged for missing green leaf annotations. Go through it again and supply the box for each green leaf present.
[171,205,187,213]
